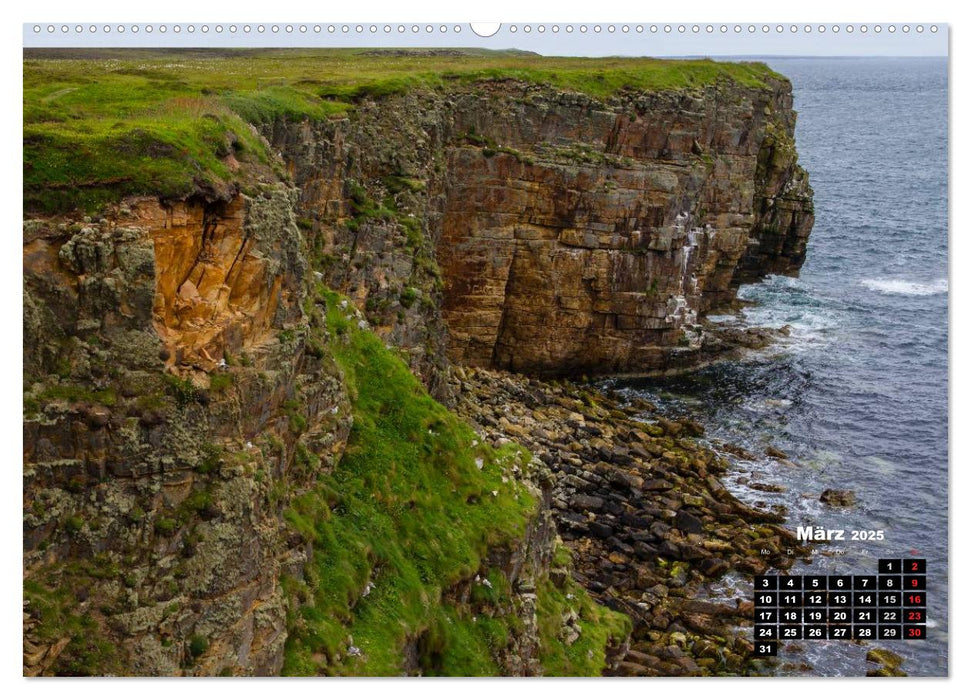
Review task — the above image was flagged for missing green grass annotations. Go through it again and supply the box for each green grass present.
[535,575,631,676]
[24,48,782,214]
[281,288,540,675]
[37,384,116,407]
[281,289,629,676]
[23,579,123,676]
[209,373,233,393]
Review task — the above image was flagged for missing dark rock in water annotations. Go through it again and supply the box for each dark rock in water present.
[819,489,857,507]
[674,510,704,535]
[866,648,907,677]
[866,649,904,668]
[749,482,786,493]
[866,667,908,677]
[765,445,789,459]
[719,443,758,461]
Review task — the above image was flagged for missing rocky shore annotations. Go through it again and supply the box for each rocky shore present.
[451,366,806,676]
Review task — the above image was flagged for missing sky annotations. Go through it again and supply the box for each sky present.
[22,22,949,57]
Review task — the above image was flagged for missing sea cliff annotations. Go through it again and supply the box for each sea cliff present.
[23,49,812,676]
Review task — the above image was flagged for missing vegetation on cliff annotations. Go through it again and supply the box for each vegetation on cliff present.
[280,288,628,675]
[24,48,784,214]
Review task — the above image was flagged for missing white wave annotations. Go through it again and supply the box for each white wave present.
[860,277,948,296]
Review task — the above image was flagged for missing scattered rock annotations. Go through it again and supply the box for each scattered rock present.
[454,366,809,678]
[719,443,757,461]
[571,494,605,512]
[820,489,857,507]
[866,648,904,668]
[866,648,907,676]
[749,482,786,494]
[674,510,704,535]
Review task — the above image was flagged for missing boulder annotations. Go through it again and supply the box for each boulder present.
[674,510,704,535]
[820,489,857,507]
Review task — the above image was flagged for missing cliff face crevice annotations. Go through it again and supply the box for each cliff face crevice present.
[269,78,813,379]
[149,197,283,370]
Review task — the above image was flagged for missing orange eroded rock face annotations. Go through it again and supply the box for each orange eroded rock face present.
[110,198,283,370]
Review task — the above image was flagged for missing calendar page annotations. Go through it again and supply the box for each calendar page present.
[19,13,950,682]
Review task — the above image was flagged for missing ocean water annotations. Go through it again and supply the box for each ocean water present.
[605,57,948,676]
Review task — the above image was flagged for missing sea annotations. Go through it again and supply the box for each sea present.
[603,57,949,677]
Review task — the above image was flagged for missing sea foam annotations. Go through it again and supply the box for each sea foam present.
[859,277,948,296]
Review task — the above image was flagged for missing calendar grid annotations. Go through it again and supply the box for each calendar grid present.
[752,559,926,657]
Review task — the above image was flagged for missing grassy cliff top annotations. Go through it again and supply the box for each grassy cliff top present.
[24,48,783,214]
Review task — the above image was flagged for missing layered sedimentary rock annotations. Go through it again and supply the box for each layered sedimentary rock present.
[438,85,812,375]
[268,78,813,379]
[23,187,351,675]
